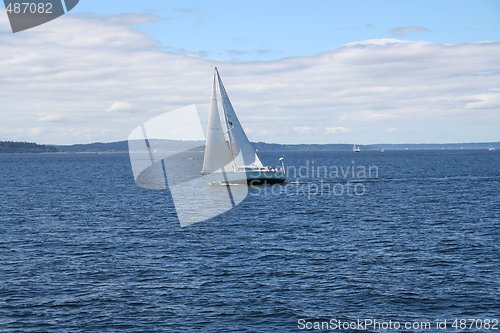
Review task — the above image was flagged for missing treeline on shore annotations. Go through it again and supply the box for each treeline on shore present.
[0,141,58,153]
[0,139,498,153]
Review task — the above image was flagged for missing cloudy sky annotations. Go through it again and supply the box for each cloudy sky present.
[1,0,499,144]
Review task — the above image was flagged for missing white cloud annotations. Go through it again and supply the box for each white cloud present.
[465,91,500,110]
[1,12,499,144]
[292,126,316,135]
[324,127,352,134]
[387,127,398,133]
[37,114,65,122]
[29,128,43,136]
[107,101,133,113]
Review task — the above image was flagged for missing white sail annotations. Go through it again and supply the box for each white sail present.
[215,68,264,169]
[201,73,234,174]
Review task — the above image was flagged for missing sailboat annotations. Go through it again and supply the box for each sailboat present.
[353,144,361,152]
[202,67,286,184]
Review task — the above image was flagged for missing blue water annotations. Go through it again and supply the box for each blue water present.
[0,150,499,332]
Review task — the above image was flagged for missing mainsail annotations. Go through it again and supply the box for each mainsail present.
[201,73,234,174]
[215,68,264,169]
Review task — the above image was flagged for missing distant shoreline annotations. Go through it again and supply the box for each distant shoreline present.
[0,140,498,154]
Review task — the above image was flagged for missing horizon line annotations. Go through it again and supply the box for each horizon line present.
[1,139,500,146]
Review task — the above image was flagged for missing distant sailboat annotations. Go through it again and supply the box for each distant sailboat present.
[202,67,286,184]
[353,144,361,152]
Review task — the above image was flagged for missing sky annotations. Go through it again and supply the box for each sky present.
[1,0,499,144]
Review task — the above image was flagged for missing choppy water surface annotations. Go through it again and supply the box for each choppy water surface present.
[0,150,499,332]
